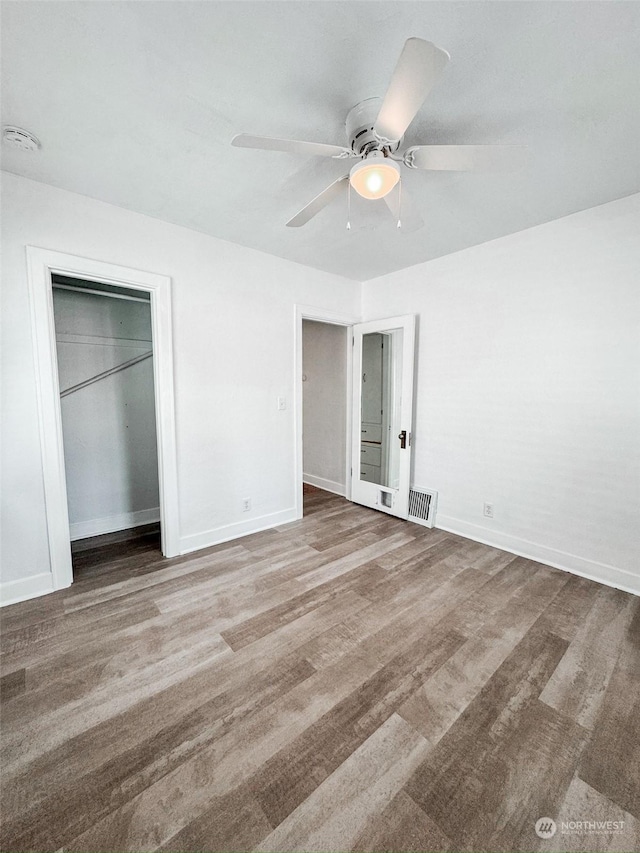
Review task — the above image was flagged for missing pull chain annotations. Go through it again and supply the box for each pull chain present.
[397,178,402,229]
[346,181,352,231]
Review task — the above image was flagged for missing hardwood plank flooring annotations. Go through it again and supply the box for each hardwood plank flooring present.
[1,488,638,853]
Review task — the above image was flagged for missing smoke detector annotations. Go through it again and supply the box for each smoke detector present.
[3,126,41,152]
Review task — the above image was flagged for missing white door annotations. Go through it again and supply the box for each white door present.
[351,315,415,518]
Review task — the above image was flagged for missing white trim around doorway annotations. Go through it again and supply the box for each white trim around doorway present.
[294,304,360,521]
[22,247,180,601]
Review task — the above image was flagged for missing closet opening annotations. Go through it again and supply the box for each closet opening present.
[52,274,161,577]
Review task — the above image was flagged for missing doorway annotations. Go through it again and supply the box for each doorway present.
[294,307,416,521]
[294,305,357,519]
[52,276,161,573]
[27,247,180,593]
[302,320,348,503]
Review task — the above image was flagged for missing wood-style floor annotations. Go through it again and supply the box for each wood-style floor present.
[1,488,638,853]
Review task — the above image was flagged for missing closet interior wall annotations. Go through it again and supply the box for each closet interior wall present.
[52,278,160,541]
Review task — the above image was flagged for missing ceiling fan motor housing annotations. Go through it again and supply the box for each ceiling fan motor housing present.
[346,98,402,156]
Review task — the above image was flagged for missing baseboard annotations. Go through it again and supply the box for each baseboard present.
[70,507,160,541]
[303,474,346,497]
[436,515,640,597]
[0,572,56,607]
[179,507,298,555]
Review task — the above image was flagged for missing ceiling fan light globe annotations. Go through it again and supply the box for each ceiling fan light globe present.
[349,156,400,200]
[366,172,383,193]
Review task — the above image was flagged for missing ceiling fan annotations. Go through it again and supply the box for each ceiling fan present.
[232,38,523,228]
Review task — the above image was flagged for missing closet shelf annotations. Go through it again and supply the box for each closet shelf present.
[56,333,152,348]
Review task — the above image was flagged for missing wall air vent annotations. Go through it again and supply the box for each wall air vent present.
[408,487,438,528]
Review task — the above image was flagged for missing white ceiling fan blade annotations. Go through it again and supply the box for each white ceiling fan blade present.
[286,176,350,227]
[384,183,424,233]
[232,133,353,159]
[405,144,527,171]
[375,38,450,144]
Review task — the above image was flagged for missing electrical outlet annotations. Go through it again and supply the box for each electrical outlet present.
[242,498,251,512]
[483,502,494,519]
[277,396,286,411]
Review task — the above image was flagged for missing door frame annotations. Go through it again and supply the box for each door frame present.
[294,304,359,519]
[26,246,180,592]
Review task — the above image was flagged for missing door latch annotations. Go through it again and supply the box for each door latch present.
[398,430,407,449]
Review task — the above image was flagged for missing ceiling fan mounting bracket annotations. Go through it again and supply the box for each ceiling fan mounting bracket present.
[345,99,402,158]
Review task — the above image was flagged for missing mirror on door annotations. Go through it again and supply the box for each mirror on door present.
[359,329,403,489]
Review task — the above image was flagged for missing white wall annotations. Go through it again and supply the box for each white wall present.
[302,320,347,495]
[362,194,640,594]
[53,288,160,539]
[0,172,360,600]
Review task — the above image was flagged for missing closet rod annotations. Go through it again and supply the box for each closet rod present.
[60,351,153,398]
[52,283,150,304]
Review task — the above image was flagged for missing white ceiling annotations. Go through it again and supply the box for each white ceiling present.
[2,1,639,281]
